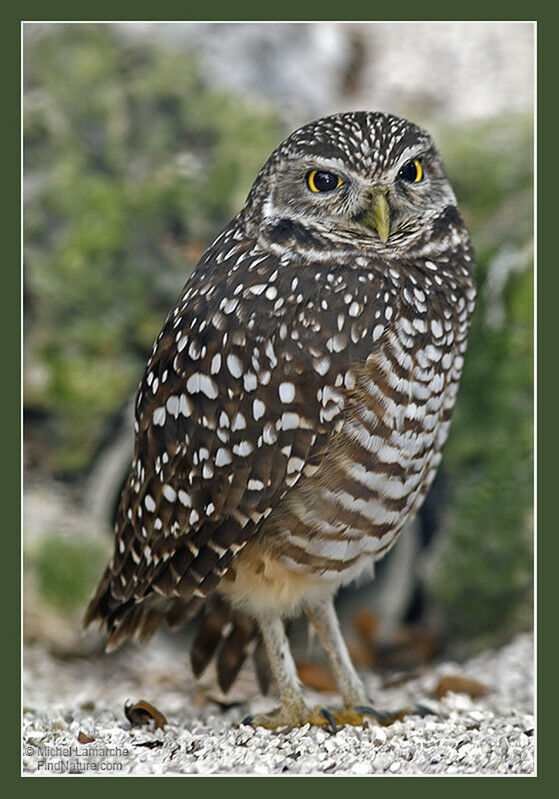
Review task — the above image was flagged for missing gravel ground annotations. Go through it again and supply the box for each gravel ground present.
[22,632,534,776]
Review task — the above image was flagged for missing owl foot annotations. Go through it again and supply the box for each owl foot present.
[242,704,341,731]
[240,705,379,733]
[318,702,435,730]
[355,703,436,725]
[242,702,434,732]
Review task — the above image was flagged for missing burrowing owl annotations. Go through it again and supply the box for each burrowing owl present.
[85,111,475,729]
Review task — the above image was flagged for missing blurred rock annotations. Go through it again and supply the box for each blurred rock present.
[118,22,534,126]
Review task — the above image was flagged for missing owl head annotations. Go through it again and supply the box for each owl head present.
[242,111,461,256]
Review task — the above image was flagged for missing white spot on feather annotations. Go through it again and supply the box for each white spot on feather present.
[280,412,300,430]
[231,412,247,431]
[210,353,221,374]
[233,441,254,457]
[263,422,277,445]
[253,399,266,420]
[179,394,193,417]
[163,485,177,502]
[153,407,166,426]
[314,356,331,376]
[166,395,179,417]
[186,373,218,399]
[279,382,295,403]
[178,490,192,507]
[227,354,243,378]
[243,373,257,392]
[216,448,233,467]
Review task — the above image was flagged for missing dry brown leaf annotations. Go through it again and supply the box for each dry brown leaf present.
[297,662,337,692]
[353,610,380,642]
[375,628,442,671]
[124,700,167,729]
[347,637,376,668]
[434,675,490,700]
[77,731,95,744]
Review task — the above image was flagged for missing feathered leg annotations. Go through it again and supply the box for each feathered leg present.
[304,597,392,727]
[245,602,414,730]
[305,597,368,706]
[243,616,332,729]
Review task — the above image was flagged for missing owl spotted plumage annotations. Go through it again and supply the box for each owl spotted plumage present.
[85,111,475,728]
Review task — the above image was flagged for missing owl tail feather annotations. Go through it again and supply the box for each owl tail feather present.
[82,567,203,653]
[84,579,271,694]
[191,596,271,695]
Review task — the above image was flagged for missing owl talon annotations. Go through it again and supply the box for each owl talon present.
[318,707,338,734]
[364,704,436,726]
[414,702,436,718]
[354,705,389,724]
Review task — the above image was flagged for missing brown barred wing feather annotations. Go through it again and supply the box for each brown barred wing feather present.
[84,234,374,648]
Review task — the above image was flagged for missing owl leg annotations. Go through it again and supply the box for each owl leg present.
[242,616,332,730]
[304,598,430,727]
[305,598,388,726]
[305,597,368,708]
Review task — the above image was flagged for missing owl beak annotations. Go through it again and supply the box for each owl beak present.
[357,187,391,243]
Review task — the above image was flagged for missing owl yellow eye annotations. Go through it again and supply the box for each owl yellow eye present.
[398,158,423,183]
[307,169,343,193]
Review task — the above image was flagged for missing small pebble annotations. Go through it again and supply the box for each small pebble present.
[371,726,387,744]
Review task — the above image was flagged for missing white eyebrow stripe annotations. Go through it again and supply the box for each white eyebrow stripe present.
[301,155,349,173]
[393,145,429,172]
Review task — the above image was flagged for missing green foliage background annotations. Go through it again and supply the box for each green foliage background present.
[24,25,282,474]
[23,25,533,650]
[434,118,533,648]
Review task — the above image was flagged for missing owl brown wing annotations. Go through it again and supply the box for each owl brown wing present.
[84,228,395,643]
